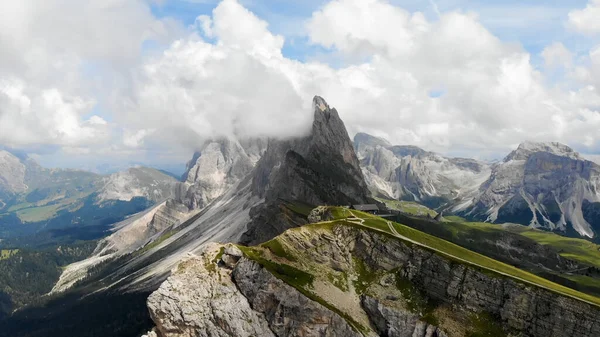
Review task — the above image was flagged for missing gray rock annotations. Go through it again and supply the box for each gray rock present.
[466,141,600,237]
[175,139,266,211]
[354,132,490,208]
[233,257,362,337]
[336,225,600,337]
[147,247,276,337]
[242,96,372,245]
[221,244,243,268]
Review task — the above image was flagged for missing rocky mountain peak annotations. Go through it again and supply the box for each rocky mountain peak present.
[505,141,582,162]
[0,150,27,195]
[97,167,178,203]
[242,96,372,245]
[176,138,264,210]
[353,132,392,148]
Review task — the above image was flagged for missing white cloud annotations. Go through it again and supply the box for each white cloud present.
[113,0,313,149]
[542,42,573,69]
[0,78,109,146]
[106,0,600,157]
[3,0,600,166]
[0,0,180,149]
[568,0,600,35]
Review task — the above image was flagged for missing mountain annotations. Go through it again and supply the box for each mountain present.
[49,95,371,294]
[458,141,600,238]
[356,134,600,239]
[242,96,372,245]
[141,208,600,337]
[0,151,178,247]
[175,138,266,210]
[354,133,491,209]
[5,98,600,337]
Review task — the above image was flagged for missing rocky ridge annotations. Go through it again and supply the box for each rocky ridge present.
[462,142,600,237]
[98,167,178,203]
[241,96,372,245]
[143,214,600,337]
[354,133,491,208]
[355,133,600,238]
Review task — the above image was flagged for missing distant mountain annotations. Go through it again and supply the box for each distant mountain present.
[354,132,491,209]
[0,151,178,247]
[355,134,600,238]
[459,141,600,238]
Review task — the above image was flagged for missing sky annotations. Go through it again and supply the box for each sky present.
[1,0,600,172]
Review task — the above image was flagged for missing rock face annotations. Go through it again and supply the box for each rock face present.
[242,96,372,245]
[146,244,359,337]
[361,296,447,337]
[233,258,361,337]
[175,138,266,210]
[356,134,600,238]
[354,133,491,208]
[145,222,600,337]
[462,141,600,237]
[0,150,27,195]
[98,167,177,203]
[147,245,275,337]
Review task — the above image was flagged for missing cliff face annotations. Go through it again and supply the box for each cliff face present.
[176,138,266,210]
[354,133,491,208]
[145,244,359,337]
[144,218,600,337]
[241,96,371,245]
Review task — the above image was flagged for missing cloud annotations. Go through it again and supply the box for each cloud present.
[568,0,600,35]
[0,0,180,149]
[3,0,600,166]
[542,42,573,69]
[112,0,313,150]
[104,0,600,157]
[0,77,109,146]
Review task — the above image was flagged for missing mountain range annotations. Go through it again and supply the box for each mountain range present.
[0,151,177,247]
[2,96,600,337]
[356,133,600,239]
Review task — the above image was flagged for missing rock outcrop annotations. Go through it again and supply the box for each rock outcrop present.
[241,96,372,245]
[361,296,447,337]
[147,245,275,337]
[98,167,178,203]
[146,244,360,337]
[175,138,266,210]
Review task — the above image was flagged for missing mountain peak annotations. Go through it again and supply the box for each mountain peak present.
[505,141,582,161]
[353,132,392,148]
[312,95,330,113]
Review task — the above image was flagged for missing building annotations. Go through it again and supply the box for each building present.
[350,204,380,214]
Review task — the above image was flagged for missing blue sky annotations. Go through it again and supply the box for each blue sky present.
[150,0,593,64]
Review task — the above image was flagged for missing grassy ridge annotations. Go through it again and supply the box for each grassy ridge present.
[336,208,600,307]
[381,196,600,270]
